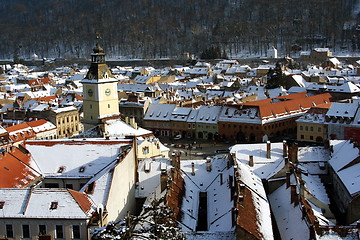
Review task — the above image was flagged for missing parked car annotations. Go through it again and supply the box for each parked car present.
[173,134,182,140]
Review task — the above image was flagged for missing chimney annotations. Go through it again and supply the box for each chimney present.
[266,141,271,159]
[160,171,167,192]
[284,157,289,165]
[288,142,298,163]
[249,155,254,167]
[125,116,129,124]
[191,162,195,176]
[286,172,291,188]
[206,159,212,172]
[219,173,223,185]
[283,140,287,157]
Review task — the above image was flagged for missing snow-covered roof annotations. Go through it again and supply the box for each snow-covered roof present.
[196,106,222,124]
[180,156,234,232]
[326,102,358,118]
[136,158,171,198]
[170,107,191,121]
[328,140,360,196]
[51,106,77,113]
[307,82,360,93]
[219,106,261,124]
[230,142,285,179]
[235,161,274,240]
[0,188,94,219]
[105,119,152,137]
[268,184,310,240]
[143,103,176,121]
[25,139,131,179]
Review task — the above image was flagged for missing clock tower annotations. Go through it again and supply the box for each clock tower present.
[81,39,120,130]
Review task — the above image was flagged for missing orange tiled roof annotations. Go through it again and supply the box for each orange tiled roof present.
[0,147,41,188]
[6,122,31,132]
[39,77,51,84]
[68,189,93,214]
[36,95,57,102]
[26,119,48,128]
[240,93,332,119]
[6,123,36,143]
[27,79,39,86]
[236,186,262,239]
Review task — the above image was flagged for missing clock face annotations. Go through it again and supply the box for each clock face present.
[105,88,111,96]
[88,89,93,97]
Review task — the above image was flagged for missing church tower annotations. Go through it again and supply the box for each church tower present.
[81,38,120,131]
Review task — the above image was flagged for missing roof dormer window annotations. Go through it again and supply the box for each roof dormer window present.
[50,201,58,210]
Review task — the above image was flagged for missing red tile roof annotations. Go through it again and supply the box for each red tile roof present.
[68,189,93,214]
[240,93,332,119]
[6,123,36,143]
[27,119,49,128]
[35,95,57,102]
[236,187,262,239]
[27,79,39,86]
[39,77,51,84]
[0,147,41,188]
[6,122,31,132]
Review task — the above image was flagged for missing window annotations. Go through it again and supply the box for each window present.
[73,225,80,239]
[300,126,303,131]
[142,146,149,155]
[301,135,304,139]
[6,224,13,238]
[66,184,73,189]
[318,127,322,132]
[310,136,314,140]
[22,225,30,238]
[56,225,64,238]
[44,183,59,188]
[90,104,92,109]
[39,224,46,235]
[310,127,313,131]
[108,104,110,108]
[305,126,308,131]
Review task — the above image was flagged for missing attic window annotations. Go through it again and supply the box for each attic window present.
[50,202,58,210]
[0,201,4,209]
[57,166,65,173]
[79,166,85,173]
[85,182,96,194]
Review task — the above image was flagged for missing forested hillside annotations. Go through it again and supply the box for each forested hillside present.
[0,0,359,60]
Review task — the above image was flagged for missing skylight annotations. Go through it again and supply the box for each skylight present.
[50,201,58,210]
